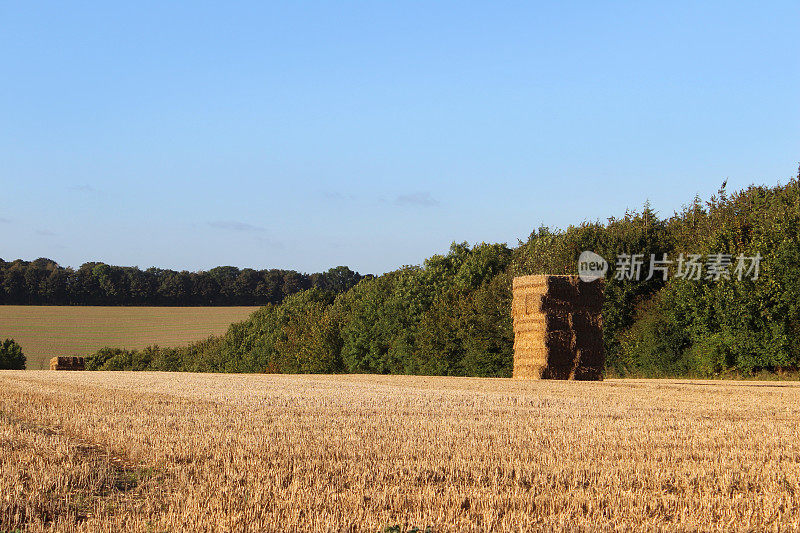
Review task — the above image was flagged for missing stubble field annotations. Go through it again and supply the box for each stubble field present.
[1,372,799,532]
[0,306,259,369]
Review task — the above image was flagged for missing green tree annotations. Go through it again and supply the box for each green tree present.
[0,338,25,369]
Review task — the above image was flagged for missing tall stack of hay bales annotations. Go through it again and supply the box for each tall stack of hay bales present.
[512,275,604,380]
[49,356,86,371]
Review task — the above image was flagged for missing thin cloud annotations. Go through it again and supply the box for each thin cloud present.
[36,229,55,236]
[208,220,265,232]
[323,191,357,201]
[393,192,440,207]
[69,184,98,193]
[0,217,11,223]
[208,220,283,248]
[254,235,285,249]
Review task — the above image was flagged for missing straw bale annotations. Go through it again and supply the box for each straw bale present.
[512,274,604,381]
[49,356,86,371]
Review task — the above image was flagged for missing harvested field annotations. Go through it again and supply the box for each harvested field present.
[1,372,799,531]
[0,306,259,369]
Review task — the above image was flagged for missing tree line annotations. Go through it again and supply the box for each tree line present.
[80,171,800,377]
[0,261,363,306]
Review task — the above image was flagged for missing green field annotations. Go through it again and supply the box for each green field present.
[0,306,260,369]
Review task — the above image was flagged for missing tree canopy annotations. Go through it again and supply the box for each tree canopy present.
[79,173,800,377]
[0,262,362,307]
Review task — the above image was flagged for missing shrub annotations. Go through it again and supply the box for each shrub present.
[0,338,26,370]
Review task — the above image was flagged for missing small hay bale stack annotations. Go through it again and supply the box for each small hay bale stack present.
[512,275,604,380]
[49,356,86,371]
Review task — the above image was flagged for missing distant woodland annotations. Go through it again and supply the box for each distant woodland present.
[0,261,363,306]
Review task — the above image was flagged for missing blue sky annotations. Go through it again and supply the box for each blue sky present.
[1,1,798,274]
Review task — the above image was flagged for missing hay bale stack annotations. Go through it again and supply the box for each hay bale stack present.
[49,356,86,371]
[512,275,604,380]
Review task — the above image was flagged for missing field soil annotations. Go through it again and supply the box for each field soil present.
[1,372,799,531]
[0,306,259,369]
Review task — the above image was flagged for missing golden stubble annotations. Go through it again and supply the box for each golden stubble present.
[1,372,799,532]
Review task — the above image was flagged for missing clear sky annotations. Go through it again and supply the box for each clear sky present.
[2,1,798,275]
